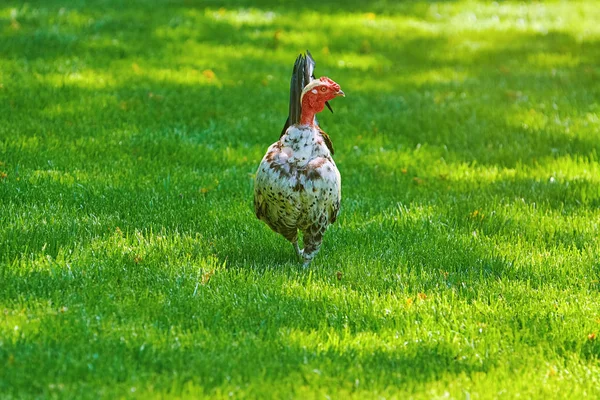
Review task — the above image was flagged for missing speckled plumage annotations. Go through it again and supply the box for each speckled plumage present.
[254,125,341,265]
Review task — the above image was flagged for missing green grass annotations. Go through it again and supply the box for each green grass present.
[1,0,600,398]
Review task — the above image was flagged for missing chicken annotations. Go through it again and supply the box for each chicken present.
[254,51,345,266]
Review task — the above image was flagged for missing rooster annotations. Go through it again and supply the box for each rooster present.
[254,51,345,266]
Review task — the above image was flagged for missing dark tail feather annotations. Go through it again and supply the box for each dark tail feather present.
[281,54,304,137]
[305,50,315,88]
[281,50,332,137]
[291,54,306,125]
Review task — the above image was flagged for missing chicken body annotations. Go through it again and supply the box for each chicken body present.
[254,124,341,265]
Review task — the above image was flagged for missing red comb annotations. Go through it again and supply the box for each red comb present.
[319,77,340,91]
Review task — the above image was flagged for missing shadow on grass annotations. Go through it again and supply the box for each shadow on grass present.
[0,319,488,397]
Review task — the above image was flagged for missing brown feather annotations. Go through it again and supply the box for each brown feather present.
[318,128,335,155]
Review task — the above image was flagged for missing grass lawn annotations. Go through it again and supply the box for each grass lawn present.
[1,0,600,398]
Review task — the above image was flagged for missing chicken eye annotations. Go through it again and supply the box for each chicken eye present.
[320,86,327,92]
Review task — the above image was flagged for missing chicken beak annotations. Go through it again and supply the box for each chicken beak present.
[336,89,345,97]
